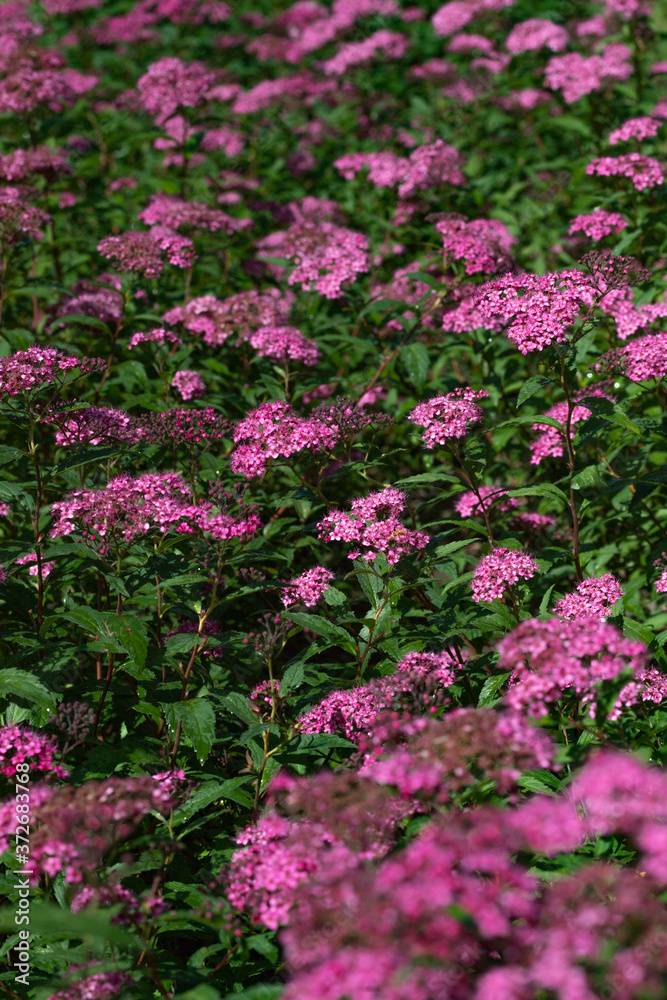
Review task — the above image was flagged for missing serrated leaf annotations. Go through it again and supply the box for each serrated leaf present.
[577,396,640,435]
[48,446,122,480]
[0,668,55,710]
[571,466,607,492]
[220,691,257,724]
[506,484,568,504]
[400,342,430,393]
[163,699,216,764]
[516,375,553,407]
[0,482,34,515]
[477,672,511,707]
[279,660,305,696]
[287,612,354,648]
[0,446,22,466]
[518,773,558,796]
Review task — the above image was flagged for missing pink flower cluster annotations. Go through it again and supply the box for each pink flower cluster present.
[476,269,597,353]
[46,969,132,1000]
[128,327,182,349]
[498,616,656,719]
[553,573,623,620]
[97,228,195,278]
[0,346,104,397]
[569,209,629,240]
[256,222,370,299]
[335,139,465,198]
[409,388,488,446]
[0,725,67,778]
[136,56,215,123]
[248,326,320,366]
[586,153,664,191]
[609,116,661,144]
[282,567,334,607]
[598,331,667,381]
[317,487,429,565]
[505,18,568,54]
[46,406,137,447]
[436,215,516,273]
[230,400,340,478]
[163,289,291,346]
[171,369,206,401]
[0,775,176,883]
[544,44,633,103]
[321,30,408,76]
[138,194,251,234]
[50,473,260,549]
[15,552,56,578]
[454,486,518,517]
[471,547,538,601]
[0,144,70,181]
[298,647,459,744]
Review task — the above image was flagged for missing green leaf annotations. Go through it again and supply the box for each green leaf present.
[56,313,111,332]
[0,482,34,515]
[516,375,553,407]
[577,396,640,435]
[0,904,133,949]
[48,446,122,480]
[477,672,511,707]
[518,773,558,796]
[220,691,257,724]
[0,446,22,465]
[354,559,384,609]
[400,342,430,393]
[571,466,607,492]
[163,699,216,764]
[173,777,254,824]
[287,612,354,649]
[0,668,55,710]
[505,484,568,504]
[279,660,305,696]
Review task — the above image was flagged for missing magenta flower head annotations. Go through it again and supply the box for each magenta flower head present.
[409,387,488,447]
[553,574,623,620]
[497,616,655,720]
[318,487,428,565]
[471,547,539,602]
[0,345,104,398]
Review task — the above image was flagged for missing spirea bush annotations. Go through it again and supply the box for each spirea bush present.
[0,1,667,998]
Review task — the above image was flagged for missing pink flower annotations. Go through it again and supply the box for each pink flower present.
[137,56,215,124]
[505,19,568,54]
[498,616,649,719]
[409,388,488,446]
[128,327,182,349]
[321,29,408,75]
[586,153,664,191]
[0,345,104,397]
[249,326,320,366]
[15,553,56,579]
[256,222,370,299]
[530,387,614,465]
[569,210,628,241]
[471,547,538,602]
[553,574,623,620]
[171,370,206,401]
[544,44,633,103]
[597,331,667,382]
[437,215,516,274]
[138,193,251,234]
[318,488,428,565]
[0,724,67,778]
[97,228,195,278]
[609,116,661,144]
[476,269,597,353]
[230,400,339,478]
[282,567,334,607]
